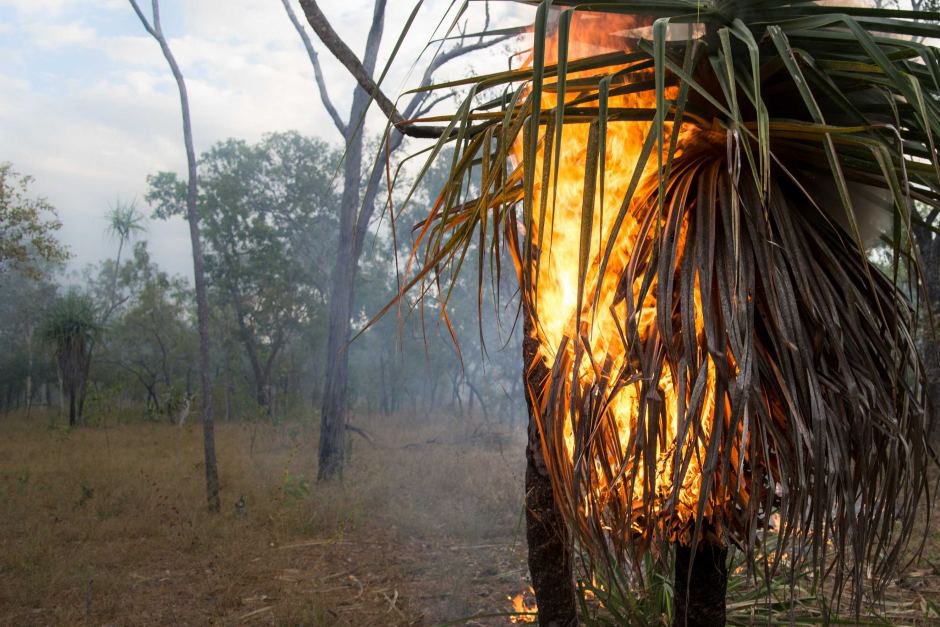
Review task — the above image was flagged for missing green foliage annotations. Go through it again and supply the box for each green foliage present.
[147,131,340,408]
[39,292,99,355]
[93,241,197,420]
[0,162,68,280]
[281,470,311,504]
[578,554,673,626]
[104,200,145,245]
[0,267,59,406]
[577,538,940,625]
[39,291,99,423]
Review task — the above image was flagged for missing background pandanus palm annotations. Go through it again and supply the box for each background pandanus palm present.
[40,292,99,427]
[361,0,940,623]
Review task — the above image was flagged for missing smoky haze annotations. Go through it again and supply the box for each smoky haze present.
[0,1,541,623]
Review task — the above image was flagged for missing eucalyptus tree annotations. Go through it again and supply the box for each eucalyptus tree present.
[127,0,219,513]
[96,242,196,419]
[0,164,66,417]
[0,163,68,282]
[147,132,338,410]
[347,1,939,624]
[280,0,513,479]
[0,266,59,416]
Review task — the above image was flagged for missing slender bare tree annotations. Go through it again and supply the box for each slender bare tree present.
[280,0,509,480]
[127,0,220,512]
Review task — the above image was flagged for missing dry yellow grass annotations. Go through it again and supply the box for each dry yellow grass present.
[2,411,936,625]
[0,412,529,626]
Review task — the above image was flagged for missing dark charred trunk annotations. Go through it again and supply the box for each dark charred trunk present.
[234,304,271,410]
[913,221,939,437]
[25,325,33,419]
[255,381,269,409]
[77,383,86,425]
[522,312,578,627]
[673,540,728,627]
[68,388,77,427]
[146,385,160,414]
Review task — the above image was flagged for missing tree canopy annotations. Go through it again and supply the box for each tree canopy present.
[146,132,341,407]
[0,163,68,280]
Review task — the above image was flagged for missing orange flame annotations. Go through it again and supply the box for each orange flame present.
[508,586,537,623]
[514,12,717,535]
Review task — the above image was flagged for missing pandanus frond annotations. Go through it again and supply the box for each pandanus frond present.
[40,292,99,390]
[105,200,146,243]
[385,0,938,611]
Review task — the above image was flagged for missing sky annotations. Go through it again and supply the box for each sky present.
[0,0,528,279]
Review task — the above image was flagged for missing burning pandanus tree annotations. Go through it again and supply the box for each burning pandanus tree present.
[384,1,939,624]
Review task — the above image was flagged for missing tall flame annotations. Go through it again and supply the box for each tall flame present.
[515,13,718,536]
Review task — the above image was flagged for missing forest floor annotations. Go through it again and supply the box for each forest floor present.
[0,412,531,626]
[0,411,937,626]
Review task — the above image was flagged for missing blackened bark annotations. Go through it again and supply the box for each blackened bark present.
[525,446,579,626]
[68,389,77,427]
[915,225,939,437]
[523,313,578,627]
[673,540,728,627]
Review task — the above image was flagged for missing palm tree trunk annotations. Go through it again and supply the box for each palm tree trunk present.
[522,311,578,626]
[673,540,728,627]
[108,237,125,316]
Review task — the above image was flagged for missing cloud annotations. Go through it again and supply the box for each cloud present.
[1,0,72,16]
[26,20,98,48]
[0,0,531,279]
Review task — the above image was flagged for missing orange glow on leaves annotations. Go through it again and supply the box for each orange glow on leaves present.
[515,12,718,539]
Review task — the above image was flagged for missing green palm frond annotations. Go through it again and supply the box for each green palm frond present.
[105,200,146,242]
[40,292,99,390]
[389,0,939,611]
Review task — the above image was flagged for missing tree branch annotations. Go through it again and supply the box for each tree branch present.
[298,0,405,128]
[361,0,388,79]
[279,0,348,136]
[926,207,939,228]
[128,0,158,38]
[296,0,512,138]
[413,92,456,121]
